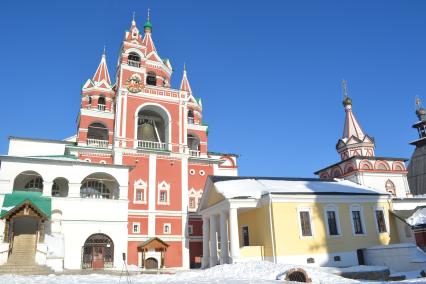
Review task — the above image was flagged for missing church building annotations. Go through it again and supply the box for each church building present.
[0,12,237,272]
[315,81,410,198]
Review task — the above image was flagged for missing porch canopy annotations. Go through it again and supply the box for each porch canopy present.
[138,237,169,269]
[0,191,51,220]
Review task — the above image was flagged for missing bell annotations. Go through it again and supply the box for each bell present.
[138,123,157,142]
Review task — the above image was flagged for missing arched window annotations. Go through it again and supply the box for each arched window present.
[87,123,109,147]
[385,180,396,196]
[13,171,44,192]
[128,52,141,67]
[187,133,200,156]
[88,96,92,105]
[98,96,106,111]
[52,177,69,197]
[146,72,157,86]
[80,180,111,199]
[80,173,119,199]
[187,110,194,124]
[25,177,43,192]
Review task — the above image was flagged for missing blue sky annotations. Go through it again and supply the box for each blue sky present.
[1,1,425,177]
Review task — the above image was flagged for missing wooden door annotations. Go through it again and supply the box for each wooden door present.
[92,246,104,269]
[145,257,158,269]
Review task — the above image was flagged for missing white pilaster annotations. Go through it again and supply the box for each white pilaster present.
[68,182,81,198]
[220,211,229,264]
[209,214,218,267]
[181,157,190,269]
[42,181,53,197]
[202,217,210,268]
[148,154,157,236]
[229,207,240,262]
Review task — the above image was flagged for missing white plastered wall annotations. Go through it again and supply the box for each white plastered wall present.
[8,139,70,157]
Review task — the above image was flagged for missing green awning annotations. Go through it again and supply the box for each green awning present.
[1,191,51,219]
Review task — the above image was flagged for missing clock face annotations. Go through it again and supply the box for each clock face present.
[126,76,143,93]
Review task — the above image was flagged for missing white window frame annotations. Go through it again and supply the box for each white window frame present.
[188,224,193,235]
[157,181,170,205]
[324,205,342,237]
[373,206,389,235]
[297,207,315,239]
[133,179,147,204]
[350,204,367,236]
[163,223,171,234]
[189,196,196,210]
[132,222,141,234]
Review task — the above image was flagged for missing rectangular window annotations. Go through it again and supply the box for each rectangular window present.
[163,223,171,234]
[327,211,339,236]
[188,225,193,235]
[189,197,196,209]
[352,211,364,235]
[135,189,145,202]
[132,223,140,234]
[159,190,168,203]
[375,210,387,233]
[242,226,250,246]
[299,211,313,237]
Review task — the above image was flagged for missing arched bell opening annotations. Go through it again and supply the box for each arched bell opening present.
[52,177,69,197]
[187,109,194,124]
[80,172,119,199]
[87,122,109,148]
[82,233,114,269]
[187,133,200,156]
[128,52,141,67]
[97,96,106,111]
[13,171,44,193]
[146,71,157,86]
[137,105,170,150]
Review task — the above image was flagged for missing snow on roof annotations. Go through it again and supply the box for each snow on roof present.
[214,178,387,199]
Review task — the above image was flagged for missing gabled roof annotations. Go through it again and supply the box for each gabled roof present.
[0,191,51,220]
[142,32,157,56]
[138,237,169,249]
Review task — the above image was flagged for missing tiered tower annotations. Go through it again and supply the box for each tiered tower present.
[315,80,410,198]
[70,11,238,268]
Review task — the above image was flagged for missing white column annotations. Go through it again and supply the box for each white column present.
[220,211,229,264]
[209,214,218,267]
[229,207,240,262]
[202,217,210,268]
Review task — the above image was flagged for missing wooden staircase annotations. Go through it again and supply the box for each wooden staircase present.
[0,234,54,275]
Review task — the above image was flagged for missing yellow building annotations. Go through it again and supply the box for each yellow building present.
[198,176,399,268]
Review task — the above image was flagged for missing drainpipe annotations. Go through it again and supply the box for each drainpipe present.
[268,195,277,263]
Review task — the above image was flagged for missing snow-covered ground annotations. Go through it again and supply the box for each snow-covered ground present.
[0,261,425,284]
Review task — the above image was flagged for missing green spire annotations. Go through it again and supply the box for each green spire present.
[144,8,152,31]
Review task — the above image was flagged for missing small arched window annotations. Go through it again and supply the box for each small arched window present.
[98,96,106,111]
[146,72,157,86]
[88,96,92,105]
[128,52,141,67]
[385,180,396,196]
[188,110,194,124]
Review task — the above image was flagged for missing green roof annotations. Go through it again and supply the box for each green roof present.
[0,191,52,219]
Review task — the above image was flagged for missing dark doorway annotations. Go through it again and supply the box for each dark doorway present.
[145,257,158,269]
[242,226,249,246]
